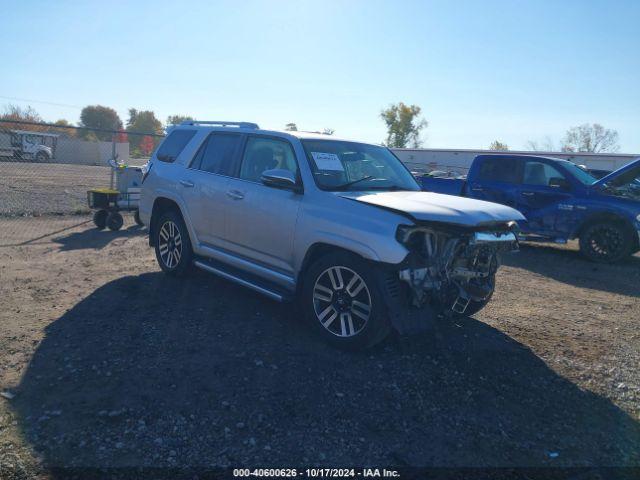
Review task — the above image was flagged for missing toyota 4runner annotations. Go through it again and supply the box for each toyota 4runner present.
[139,121,524,349]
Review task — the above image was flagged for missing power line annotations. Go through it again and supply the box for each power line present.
[0,95,84,109]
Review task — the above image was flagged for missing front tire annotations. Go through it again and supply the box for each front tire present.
[154,210,193,276]
[302,252,391,350]
[579,221,632,263]
[35,151,49,162]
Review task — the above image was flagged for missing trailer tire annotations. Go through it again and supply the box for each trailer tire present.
[134,209,144,226]
[93,210,108,230]
[106,212,124,231]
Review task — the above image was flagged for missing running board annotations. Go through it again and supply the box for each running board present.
[193,260,289,302]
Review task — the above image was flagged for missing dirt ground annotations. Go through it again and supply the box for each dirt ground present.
[0,215,639,478]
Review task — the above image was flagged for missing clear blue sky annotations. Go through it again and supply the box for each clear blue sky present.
[1,0,638,152]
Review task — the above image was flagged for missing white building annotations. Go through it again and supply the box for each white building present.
[391,148,638,176]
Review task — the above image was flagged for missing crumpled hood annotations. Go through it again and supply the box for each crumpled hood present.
[339,191,525,227]
[593,157,640,188]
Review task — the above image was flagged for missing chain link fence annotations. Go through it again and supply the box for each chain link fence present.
[0,120,164,245]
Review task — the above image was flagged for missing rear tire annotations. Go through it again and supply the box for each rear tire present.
[579,221,632,263]
[302,251,391,350]
[106,212,123,231]
[134,209,144,226]
[154,210,193,276]
[93,210,108,230]
[35,151,49,162]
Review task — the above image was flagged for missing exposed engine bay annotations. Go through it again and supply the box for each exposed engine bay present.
[396,222,519,315]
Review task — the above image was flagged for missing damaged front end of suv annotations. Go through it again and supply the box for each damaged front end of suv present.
[387,221,519,331]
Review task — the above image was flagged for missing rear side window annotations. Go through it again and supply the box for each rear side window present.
[477,158,521,183]
[191,133,243,175]
[156,130,196,162]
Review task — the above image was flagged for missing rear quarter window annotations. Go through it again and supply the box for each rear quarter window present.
[156,130,197,162]
[477,158,521,183]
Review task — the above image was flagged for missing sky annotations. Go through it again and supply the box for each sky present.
[1,0,638,152]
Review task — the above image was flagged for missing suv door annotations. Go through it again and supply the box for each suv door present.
[517,160,573,235]
[180,132,244,248]
[222,135,302,277]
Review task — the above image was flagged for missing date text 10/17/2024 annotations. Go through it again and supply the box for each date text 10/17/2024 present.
[233,468,401,478]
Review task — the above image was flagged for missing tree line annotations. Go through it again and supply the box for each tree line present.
[1,102,622,155]
[0,105,193,157]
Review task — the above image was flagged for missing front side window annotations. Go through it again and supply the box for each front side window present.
[191,133,243,175]
[301,140,419,191]
[156,129,196,162]
[239,137,298,182]
[523,161,567,187]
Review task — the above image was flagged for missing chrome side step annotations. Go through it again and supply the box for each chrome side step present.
[193,260,285,302]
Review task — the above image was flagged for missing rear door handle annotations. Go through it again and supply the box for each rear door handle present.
[471,187,484,192]
[226,189,245,200]
[179,180,195,188]
[521,191,534,196]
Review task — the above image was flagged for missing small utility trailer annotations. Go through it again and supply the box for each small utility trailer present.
[87,163,143,231]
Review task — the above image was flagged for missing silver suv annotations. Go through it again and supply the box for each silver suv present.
[140,121,524,349]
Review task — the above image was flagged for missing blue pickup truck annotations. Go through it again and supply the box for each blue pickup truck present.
[419,154,640,263]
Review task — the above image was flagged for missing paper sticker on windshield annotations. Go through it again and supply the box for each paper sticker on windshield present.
[311,152,344,171]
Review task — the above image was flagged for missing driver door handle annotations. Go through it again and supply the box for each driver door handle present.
[521,191,535,196]
[179,180,195,188]
[226,189,245,200]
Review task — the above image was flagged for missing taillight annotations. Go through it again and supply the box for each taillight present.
[141,162,152,183]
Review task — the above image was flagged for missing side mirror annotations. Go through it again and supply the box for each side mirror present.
[157,153,175,163]
[261,169,302,193]
[549,177,570,190]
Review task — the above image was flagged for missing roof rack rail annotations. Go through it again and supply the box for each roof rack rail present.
[180,120,259,129]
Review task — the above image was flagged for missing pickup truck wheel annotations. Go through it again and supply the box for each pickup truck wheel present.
[302,252,391,350]
[579,221,632,263]
[154,210,193,276]
[35,151,49,162]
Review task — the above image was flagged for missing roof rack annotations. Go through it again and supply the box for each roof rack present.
[180,120,259,129]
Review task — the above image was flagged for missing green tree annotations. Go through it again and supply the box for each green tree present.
[126,109,163,155]
[488,140,509,151]
[561,123,619,153]
[380,102,428,148]
[166,115,193,126]
[285,123,298,131]
[78,105,122,141]
[52,119,77,137]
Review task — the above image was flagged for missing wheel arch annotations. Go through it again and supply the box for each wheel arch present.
[574,211,639,250]
[149,197,184,246]
[296,242,374,294]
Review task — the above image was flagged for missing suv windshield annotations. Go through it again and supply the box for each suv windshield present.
[302,139,420,192]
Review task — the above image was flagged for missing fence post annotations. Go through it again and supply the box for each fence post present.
[110,133,117,190]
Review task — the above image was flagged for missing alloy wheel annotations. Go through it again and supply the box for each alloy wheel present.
[312,266,372,338]
[588,225,623,259]
[158,220,183,269]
